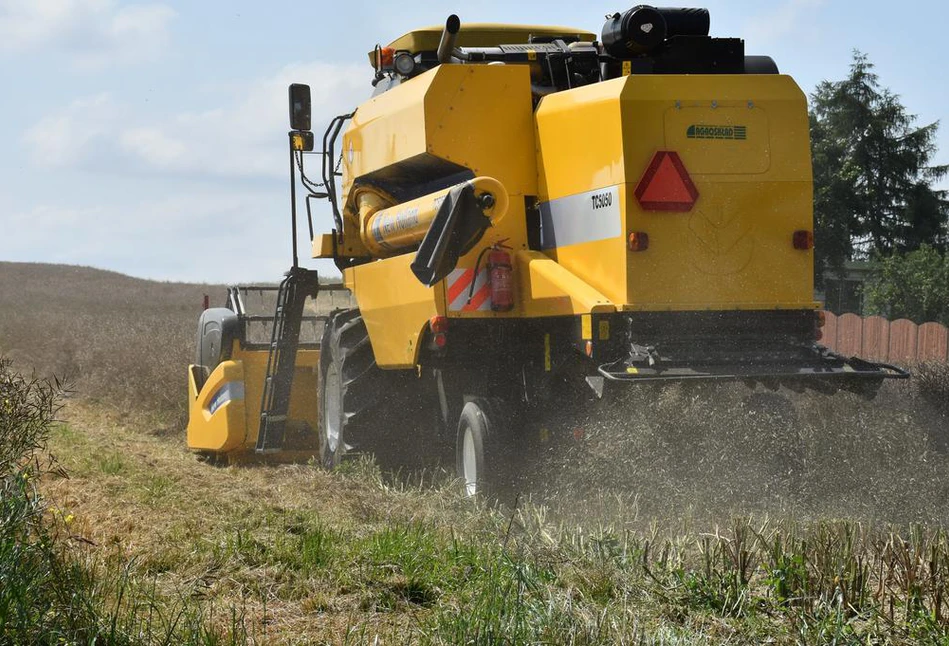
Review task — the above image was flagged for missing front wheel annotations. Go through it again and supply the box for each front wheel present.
[318,309,431,470]
[318,309,379,469]
[455,398,514,500]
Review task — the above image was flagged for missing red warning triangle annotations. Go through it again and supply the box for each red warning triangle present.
[634,151,699,212]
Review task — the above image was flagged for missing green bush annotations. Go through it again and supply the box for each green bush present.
[864,245,949,324]
[0,359,72,640]
[0,358,248,644]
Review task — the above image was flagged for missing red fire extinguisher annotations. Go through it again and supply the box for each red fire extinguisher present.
[487,245,514,312]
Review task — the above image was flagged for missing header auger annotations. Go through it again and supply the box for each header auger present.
[187,7,908,497]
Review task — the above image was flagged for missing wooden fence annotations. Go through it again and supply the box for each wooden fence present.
[822,313,949,363]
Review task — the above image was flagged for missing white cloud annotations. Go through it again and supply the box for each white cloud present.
[0,0,175,67]
[2,190,315,282]
[23,61,370,180]
[14,61,370,281]
[23,93,119,167]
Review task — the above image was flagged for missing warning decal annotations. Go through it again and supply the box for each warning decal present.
[446,267,492,312]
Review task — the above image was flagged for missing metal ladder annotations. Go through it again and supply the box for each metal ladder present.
[255,267,320,452]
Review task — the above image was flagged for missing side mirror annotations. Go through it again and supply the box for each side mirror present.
[289,83,311,131]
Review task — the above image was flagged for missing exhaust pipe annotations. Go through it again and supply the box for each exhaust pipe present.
[437,14,461,64]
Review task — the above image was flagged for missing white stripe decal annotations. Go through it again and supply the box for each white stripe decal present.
[207,381,244,415]
[538,184,622,249]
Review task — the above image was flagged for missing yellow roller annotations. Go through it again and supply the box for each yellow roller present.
[355,176,509,257]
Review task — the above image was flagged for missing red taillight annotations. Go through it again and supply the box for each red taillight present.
[429,315,448,334]
[628,231,649,252]
[793,230,814,250]
[433,333,448,348]
[816,310,826,328]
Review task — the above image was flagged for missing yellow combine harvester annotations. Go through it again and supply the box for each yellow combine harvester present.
[187,7,907,494]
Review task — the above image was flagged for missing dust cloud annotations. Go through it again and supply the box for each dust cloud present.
[519,378,949,527]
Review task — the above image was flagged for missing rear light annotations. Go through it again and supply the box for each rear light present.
[793,230,814,250]
[429,316,448,350]
[816,310,826,327]
[813,310,825,341]
[628,231,649,252]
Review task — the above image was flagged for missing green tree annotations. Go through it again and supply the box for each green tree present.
[864,245,949,325]
[810,52,949,280]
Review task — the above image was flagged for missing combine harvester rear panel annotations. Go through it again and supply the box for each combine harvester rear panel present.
[187,6,907,494]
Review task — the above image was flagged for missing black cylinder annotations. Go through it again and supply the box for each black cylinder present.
[744,55,779,74]
[437,14,461,64]
[601,6,667,58]
[656,7,710,37]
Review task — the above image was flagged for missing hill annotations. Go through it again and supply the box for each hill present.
[0,261,223,420]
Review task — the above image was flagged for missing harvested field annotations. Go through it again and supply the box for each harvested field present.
[2,261,949,644]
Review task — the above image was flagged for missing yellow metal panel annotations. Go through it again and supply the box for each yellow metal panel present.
[626,181,814,309]
[423,65,537,196]
[187,360,246,453]
[620,74,812,184]
[536,77,627,200]
[312,233,335,258]
[516,250,615,317]
[352,254,442,368]
[664,105,770,174]
[535,73,815,312]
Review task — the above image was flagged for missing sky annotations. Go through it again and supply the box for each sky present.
[1,0,947,284]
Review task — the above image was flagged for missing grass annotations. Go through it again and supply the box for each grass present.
[3,261,949,643]
[27,398,949,644]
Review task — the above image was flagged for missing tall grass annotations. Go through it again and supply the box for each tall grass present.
[0,358,248,644]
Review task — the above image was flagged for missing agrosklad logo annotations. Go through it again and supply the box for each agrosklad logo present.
[687,124,747,140]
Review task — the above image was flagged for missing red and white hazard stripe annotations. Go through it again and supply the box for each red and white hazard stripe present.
[446,267,491,312]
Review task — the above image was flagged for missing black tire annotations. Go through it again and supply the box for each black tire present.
[318,309,423,469]
[455,398,515,500]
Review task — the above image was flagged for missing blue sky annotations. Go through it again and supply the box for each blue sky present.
[1,0,947,283]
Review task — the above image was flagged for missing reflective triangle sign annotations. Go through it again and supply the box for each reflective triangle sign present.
[634,151,699,212]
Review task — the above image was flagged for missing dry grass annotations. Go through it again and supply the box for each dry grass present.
[4,261,949,643]
[0,261,218,425]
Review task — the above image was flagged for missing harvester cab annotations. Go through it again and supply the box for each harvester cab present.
[187,6,908,495]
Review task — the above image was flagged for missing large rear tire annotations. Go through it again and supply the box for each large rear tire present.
[455,398,514,500]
